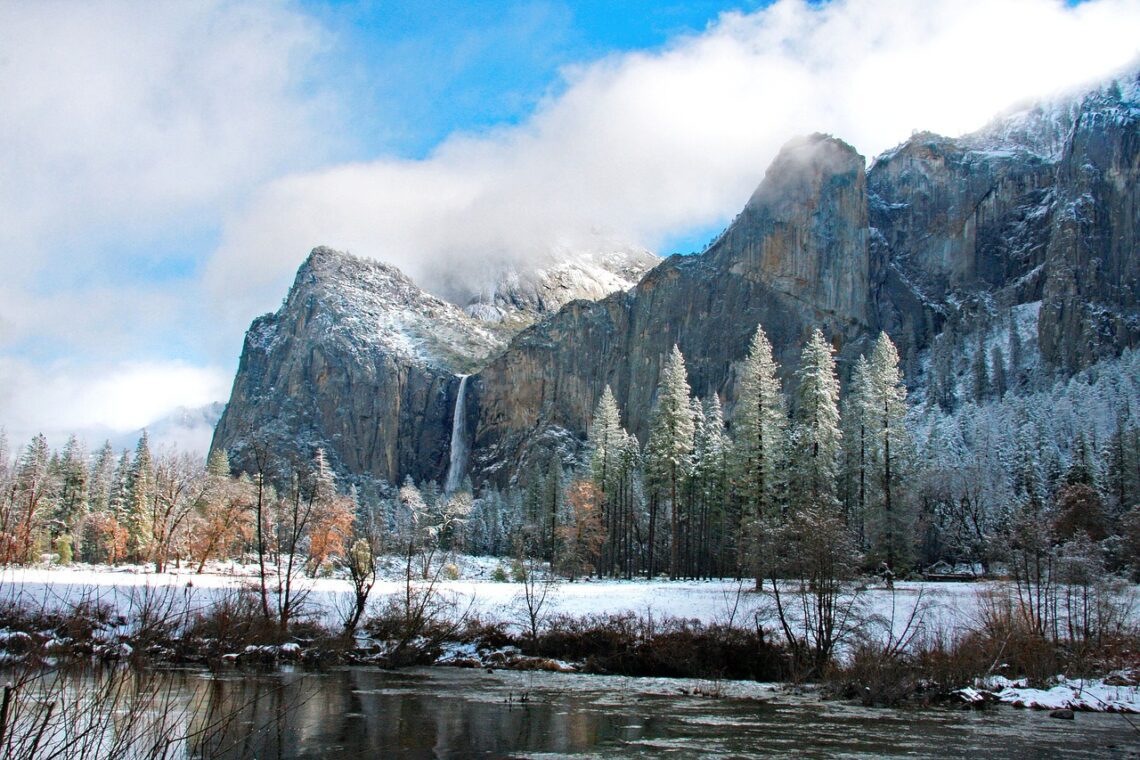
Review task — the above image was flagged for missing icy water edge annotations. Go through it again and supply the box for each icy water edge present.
[137,666,1140,758]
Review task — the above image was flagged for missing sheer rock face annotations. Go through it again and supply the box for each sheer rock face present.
[210,247,505,484]
[211,247,657,483]
[870,69,1138,368]
[470,134,874,483]
[1038,75,1140,370]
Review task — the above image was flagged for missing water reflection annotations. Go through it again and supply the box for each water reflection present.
[174,667,1140,759]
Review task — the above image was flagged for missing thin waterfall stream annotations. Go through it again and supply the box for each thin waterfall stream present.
[444,374,469,492]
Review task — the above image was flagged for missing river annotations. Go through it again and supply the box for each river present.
[153,666,1140,758]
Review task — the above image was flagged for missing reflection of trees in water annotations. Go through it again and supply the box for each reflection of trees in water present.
[202,669,616,757]
[6,666,1134,758]
[0,665,320,760]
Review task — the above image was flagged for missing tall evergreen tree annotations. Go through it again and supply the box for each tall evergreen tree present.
[645,345,695,579]
[990,345,1007,400]
[88,442,115,515]
[733,324,787,530]
[789,329,842,513]
[126,432,155,562]
[1103,415,1139,520]
[54,435,89,536]
[588,386,623,493]
[866,333,913,571]
[6,434,54,563]
[841,355,872,547]
[972,331,990,402]
[694,395,730,577]
[1008,311,1023,391]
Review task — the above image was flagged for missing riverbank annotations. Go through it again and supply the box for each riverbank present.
[1,561,1138,714]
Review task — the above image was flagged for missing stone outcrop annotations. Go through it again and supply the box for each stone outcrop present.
[210,247,504,484]
[1038,75,1140,369]
[211,246,656,482]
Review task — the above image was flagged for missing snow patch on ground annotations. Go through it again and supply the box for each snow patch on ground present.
[981,674,1140,713]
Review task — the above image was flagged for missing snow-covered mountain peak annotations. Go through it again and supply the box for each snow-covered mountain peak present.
[462,246,658,325]
[289,247,507,373]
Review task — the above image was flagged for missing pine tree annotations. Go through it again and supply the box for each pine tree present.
[972,329,989,402]
[930,325,958,412]
[866,332,913,571]
[615,429,643,578]
[841,355,872,548]
[126,432,155,562]
[88,442,115,515]
[588,386,623,496]
[789,329,842,513]
[733,324,787,525]
[588,386,623,573]
[54,435,89,536]
[6,434,54,564]
[990,345,1007,400]
[645,345,695,579]
[694,395,730,578]
[1008,311,1023,391]
[1103,415,1139,520]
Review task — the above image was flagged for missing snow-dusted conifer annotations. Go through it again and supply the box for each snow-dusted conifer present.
[645,345,695,579]
[588,386,624,498]
[841,354,872,546]
[55,434,89,531]
[733,324,787,525]
[126,431,154,561]
[789,329,842,512]
[866,332,913,571]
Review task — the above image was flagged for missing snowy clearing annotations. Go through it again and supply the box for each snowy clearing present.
[1,561,998,638]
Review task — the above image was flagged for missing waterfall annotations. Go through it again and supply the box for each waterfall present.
[444,375,469,492]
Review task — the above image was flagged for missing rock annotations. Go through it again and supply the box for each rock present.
[471,134,875,484]
[212,246,655,485]
[1038,71,1140,371]
[1049,708,1075,720]
[211,247,505,484]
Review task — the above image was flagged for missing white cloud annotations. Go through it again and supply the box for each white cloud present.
[0,358,230,450]
[0,0,330,438]
[0,0,331,273]
[4,0,1139,440]
[206,0,1140,315]
[0,0,332,346]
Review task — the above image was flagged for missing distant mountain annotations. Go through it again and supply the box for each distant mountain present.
[463,246,659,328]
[62,402,226,458]
[213,66,1139,488]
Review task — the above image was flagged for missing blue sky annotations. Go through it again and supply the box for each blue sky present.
[308,1,773,157]
[1,0,1137,452]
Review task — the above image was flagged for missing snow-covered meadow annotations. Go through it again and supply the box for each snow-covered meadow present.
[3,559,1138,712]
[0,559,988,638]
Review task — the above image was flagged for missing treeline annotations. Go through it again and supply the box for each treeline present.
[0,433,355,581]
[456,327,1140,584]
[2,328,1138,588]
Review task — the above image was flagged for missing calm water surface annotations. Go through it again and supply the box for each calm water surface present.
[178,666,1140,759]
